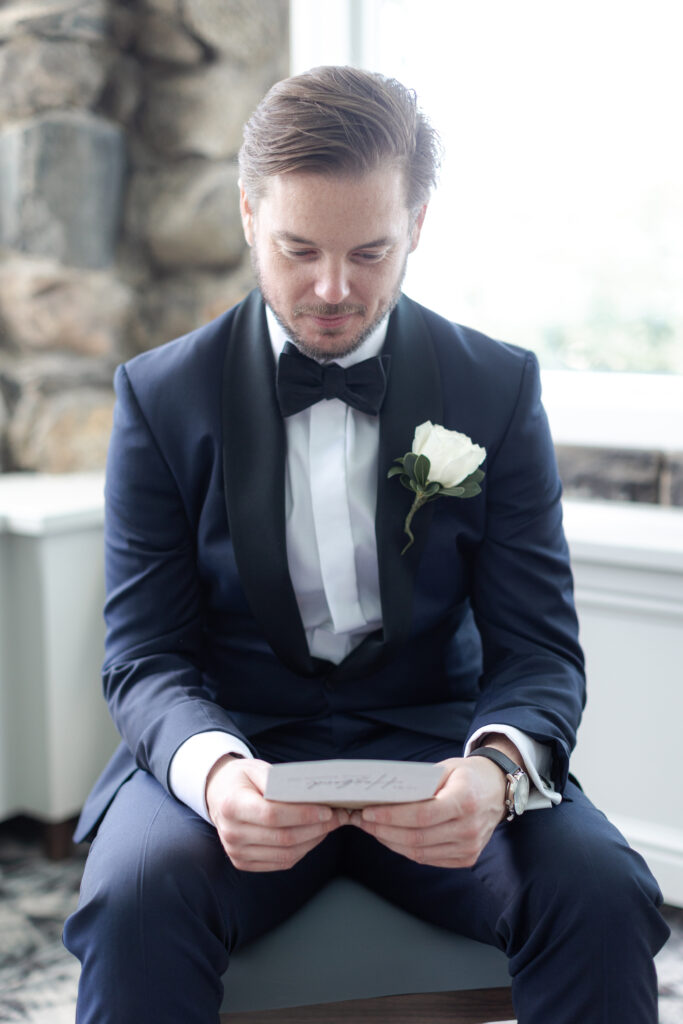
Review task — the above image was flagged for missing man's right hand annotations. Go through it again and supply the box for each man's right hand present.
[205,756,348,872]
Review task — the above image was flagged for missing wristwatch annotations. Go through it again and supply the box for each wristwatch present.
[467,747,530,821]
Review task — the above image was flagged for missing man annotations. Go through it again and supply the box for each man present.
[64,66,669,1022]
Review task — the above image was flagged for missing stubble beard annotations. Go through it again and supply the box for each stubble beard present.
[250,246,407,362]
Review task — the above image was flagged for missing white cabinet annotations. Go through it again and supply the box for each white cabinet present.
[0,473,118,830]
[565,499,683,907]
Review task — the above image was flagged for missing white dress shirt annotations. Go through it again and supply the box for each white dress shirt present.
[169,307,560,820]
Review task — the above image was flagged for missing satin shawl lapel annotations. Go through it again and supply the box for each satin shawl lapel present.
[221,291,314,676]
[329,296,443,683]
[377,297,443,648]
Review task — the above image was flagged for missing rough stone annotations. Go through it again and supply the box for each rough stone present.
[0,350,117,396]
[0,256,134,357]
[127,161,245,270]
[0,0,109,43]
[555,445,662,504]
[134,11,205,65]
[130,259,254,351]
[0,385,8,471]
[0,111,125,270]
[0,0,290,474]
[139,62,268,159]
[180,0,288,65]
[141,0,180,16]
[99,54,143,125]
[666,454,683,507]
[8,385,114,472]
[109,3,137,49]
[0,35,111,121]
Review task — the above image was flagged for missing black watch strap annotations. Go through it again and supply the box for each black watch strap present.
[467,747,521,776]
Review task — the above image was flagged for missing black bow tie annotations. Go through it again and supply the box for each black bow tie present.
[276,341,390,417]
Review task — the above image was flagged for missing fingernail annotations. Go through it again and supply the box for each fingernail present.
[319,808,332,822]
[363,809,375,822]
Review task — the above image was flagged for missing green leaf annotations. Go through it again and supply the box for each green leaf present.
[439,468,485,498]
[458,480,482,498]
[424,481,441,497]
[413,454,431,488]
[457,468,485,498]
[387,465,405,479]
[402,451,419,480]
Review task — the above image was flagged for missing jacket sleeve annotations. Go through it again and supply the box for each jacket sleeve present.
[101,363,254,794]
[466,350,585,793]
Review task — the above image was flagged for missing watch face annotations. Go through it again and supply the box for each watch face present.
[512,772,530,815]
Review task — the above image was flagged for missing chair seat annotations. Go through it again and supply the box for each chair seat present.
[220,876,511,1015]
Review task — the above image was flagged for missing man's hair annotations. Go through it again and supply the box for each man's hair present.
[239,65,442,214]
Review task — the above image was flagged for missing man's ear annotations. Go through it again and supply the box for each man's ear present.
[239,183,254,246]
[409,203,428,252]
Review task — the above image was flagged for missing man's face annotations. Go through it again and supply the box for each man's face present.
[240,167,426,361]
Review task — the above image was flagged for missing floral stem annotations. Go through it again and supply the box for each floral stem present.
[401,491,430,555]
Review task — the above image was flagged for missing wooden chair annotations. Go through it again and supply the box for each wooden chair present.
[220,877,514,1023]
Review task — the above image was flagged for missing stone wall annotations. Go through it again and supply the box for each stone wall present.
[556,446,683,507]
[0,0,288,472]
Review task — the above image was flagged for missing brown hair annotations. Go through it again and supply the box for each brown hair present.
[238,65,441,214]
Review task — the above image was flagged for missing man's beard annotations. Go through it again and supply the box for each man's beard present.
[250,246,407,362]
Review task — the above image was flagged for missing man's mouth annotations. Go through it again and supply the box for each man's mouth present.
[294,304,364,317]
[310,313,354,328]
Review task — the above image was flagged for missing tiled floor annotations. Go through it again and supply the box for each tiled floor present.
[0,817,682,1023]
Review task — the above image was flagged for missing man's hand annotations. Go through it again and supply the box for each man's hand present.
[206,756,349,872]
[350,750,511,868]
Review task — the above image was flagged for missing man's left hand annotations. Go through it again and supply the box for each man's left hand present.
[350,751,510,868]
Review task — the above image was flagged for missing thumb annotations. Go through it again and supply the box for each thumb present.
[237,757,271,796]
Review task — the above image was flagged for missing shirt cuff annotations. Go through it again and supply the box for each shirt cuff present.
[465,724,561,810]
[168,731,253,823]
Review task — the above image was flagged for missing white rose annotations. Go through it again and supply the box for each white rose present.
[412,421,486,489]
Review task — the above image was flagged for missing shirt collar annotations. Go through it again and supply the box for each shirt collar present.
[266,304,389,368]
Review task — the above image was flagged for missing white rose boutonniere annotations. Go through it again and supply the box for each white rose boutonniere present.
[388,421,486,554]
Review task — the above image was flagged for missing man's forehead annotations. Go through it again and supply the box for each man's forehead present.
[256,166,409,208]
[254,178,412,251]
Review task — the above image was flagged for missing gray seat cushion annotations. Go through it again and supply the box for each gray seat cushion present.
[221,876,510,1013]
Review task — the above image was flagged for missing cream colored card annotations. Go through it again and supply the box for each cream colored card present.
[265,759,448,808]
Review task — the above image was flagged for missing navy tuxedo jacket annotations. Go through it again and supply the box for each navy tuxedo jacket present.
[76,290,585,841]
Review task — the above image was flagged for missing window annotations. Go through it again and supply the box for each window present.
[291,0,683,446]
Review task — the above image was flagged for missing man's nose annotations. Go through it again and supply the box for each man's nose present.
[313,259,350,304]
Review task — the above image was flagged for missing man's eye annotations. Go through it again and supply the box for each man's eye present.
[353,251,386,262]
[284,248,316,259]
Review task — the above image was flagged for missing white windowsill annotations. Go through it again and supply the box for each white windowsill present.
[0,472,105,535]
[541,371,683,453]
[563,498,683,572]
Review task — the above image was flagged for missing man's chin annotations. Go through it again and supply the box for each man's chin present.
[283,322,370,362]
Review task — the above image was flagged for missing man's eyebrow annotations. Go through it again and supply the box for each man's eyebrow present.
[272,231,396,248]
[352,237,395,249]
[272,231,315,245]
